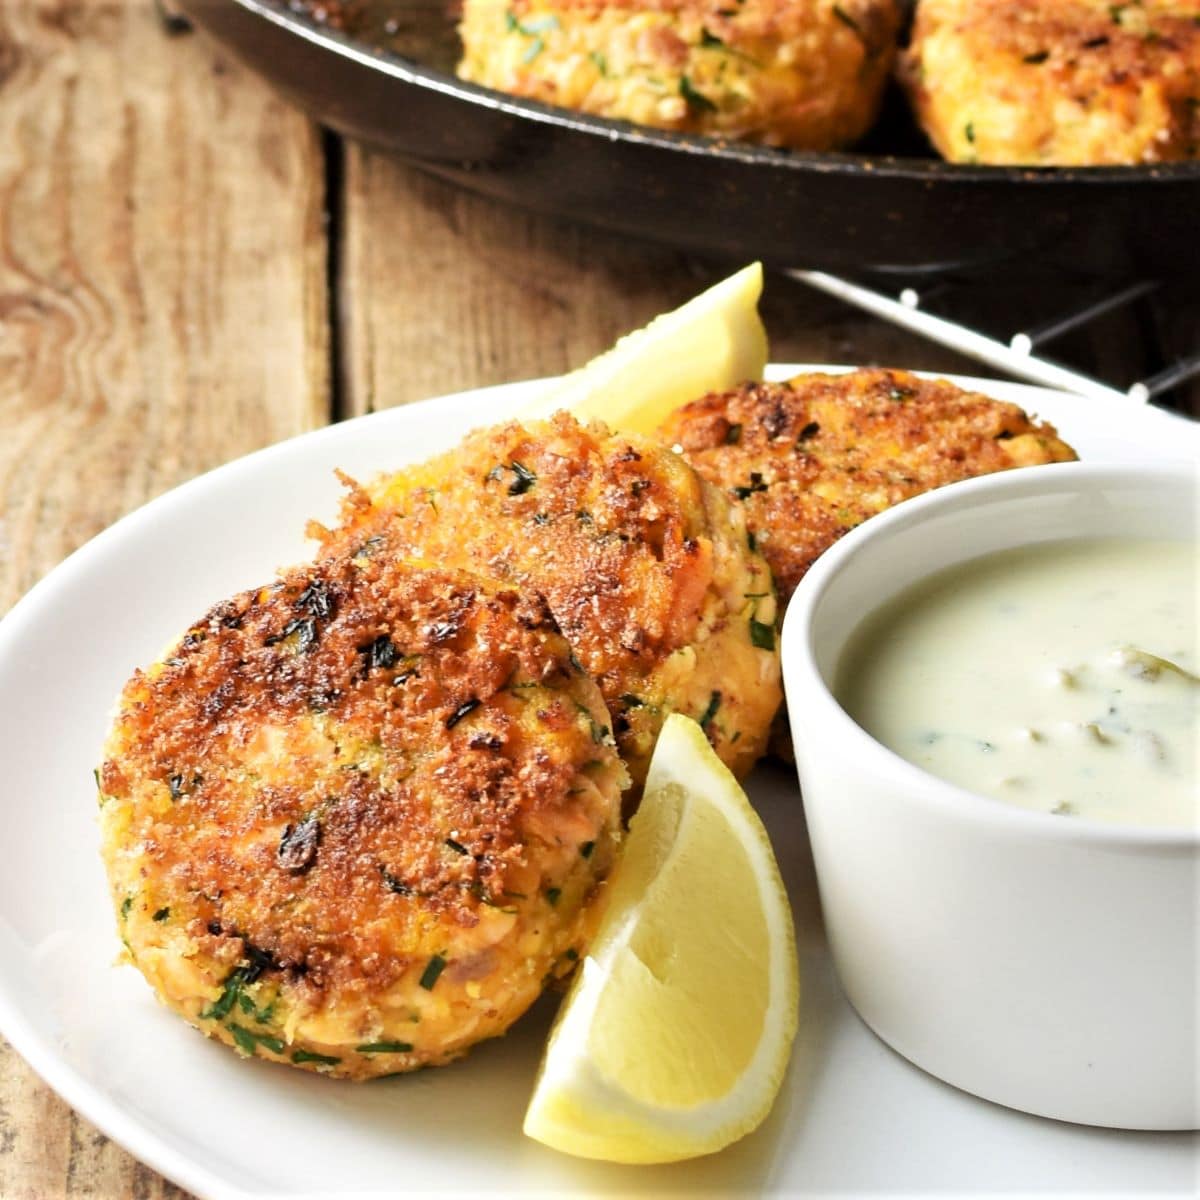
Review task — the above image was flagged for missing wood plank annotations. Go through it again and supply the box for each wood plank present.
[0,1,329,1195]
[336,149,982,418]
[0,0,329,615]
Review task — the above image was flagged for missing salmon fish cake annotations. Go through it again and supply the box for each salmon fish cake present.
[899,0,1200,164]
[659,368,1078,606]
[99,557,625,1079]
[313,414,783,790]
[458,0,901,150]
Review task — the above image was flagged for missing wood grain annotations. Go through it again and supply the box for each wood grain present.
[0,0,327,1195]
[336,149,980,419]
[0,0,328,616]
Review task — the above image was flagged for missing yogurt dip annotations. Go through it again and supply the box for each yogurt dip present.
[836,537,1198,829]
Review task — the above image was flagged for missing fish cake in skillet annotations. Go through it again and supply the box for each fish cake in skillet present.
[458,0,902,150]
[658,368,1078,607]
[899,0,1200,164]
[98,556,625,1079]
[313,413,783,791]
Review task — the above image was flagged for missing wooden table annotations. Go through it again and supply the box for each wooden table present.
[0,2,1186,1196]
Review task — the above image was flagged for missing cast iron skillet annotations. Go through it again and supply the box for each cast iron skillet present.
[177,0,1200,280]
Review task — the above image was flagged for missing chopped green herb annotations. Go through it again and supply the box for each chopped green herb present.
[964,122,976,144]
[724,422,743,445]
[832,4,861,34]
[203,967,251,1020]
[580,840,595,859]
[747,530,757,552]
[230,1024,258,1056]
[574,700,613,747]
[700,28,725,48]
[888,387,914,402]
[152,907,170,922]
[444,838,469,856]
[264,617,318,652]
[749,618,776,651]
[698,690,722,732]
[507,460,537,495]
[565,947,579,961]
[292,1049,342,1066]
[277,816,320,873]
[419,955,447,991]
[92,767,101,790]
[168,773,184,800]
[680,75,716,113]
[589,50,608,76]
[120,896,133,920]
[1022,50,1049,63]
[359,633,398,672]
[546,887,562,906]
[230,1024,285,1057]
[619,693,644,708]
[522,37,544,63]
[733,472,768,500]
[357,1040,415,1054]
[446,697,481,728]
[381,867,413,896]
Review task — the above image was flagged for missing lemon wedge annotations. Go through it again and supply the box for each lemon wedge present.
[519,263,768,435]
[524,713,799,1164]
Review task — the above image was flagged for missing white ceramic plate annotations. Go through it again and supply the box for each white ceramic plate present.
[0,369,1196,1200]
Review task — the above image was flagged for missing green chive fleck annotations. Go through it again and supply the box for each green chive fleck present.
[357,1040,415,1054]
[419,954,447,991]
[546,887,562,906]
[698,690,722,732]
[293,1049,342,1065]
[152,907,170,922]
[680,75,716,113]
[750,618,776,652]
[507,460,537,495]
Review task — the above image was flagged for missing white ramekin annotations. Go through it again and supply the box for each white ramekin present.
[781,461,1199,1130]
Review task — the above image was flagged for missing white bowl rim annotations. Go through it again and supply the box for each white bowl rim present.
[781,459,1200,850]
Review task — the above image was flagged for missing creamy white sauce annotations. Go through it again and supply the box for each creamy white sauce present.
[836,538,1199,829]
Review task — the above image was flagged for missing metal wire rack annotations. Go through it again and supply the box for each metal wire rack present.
[789,270,1200,414]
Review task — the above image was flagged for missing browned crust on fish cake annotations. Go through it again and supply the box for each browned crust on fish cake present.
[659,368,1078,605]
[458,0,901,150]
[100,556,624,1076]
[900,0,1200,164]
[312,414,782,788]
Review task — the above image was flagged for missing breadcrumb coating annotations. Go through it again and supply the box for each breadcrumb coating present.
[899,0,1200,164]
[459,0,901,149]
[659,368,1078,605]
[99,557,625,1079]
[313,414,783,790]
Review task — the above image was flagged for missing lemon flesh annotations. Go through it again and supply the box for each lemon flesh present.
[524,714,799,1164]
[520,263,768,435]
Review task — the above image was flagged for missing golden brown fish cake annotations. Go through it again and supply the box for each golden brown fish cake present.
[312,414,782,791]
[658,368,1078,606]
[899,0,1200,164]
[99,557,625,1079]
[458,0,901,150]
